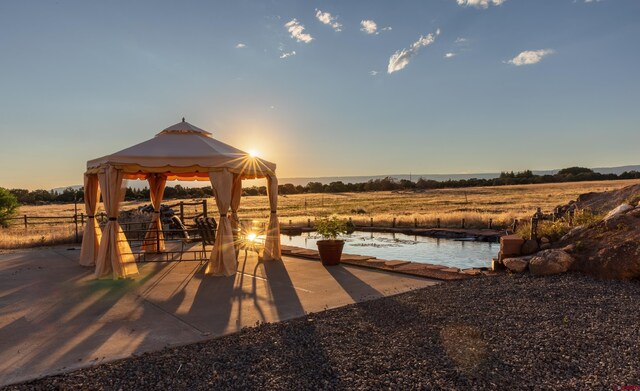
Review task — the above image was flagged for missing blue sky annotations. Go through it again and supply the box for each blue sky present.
[1,0,639,189]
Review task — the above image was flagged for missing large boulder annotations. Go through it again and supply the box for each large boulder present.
[574,183,640,213]
[529,250,574,276]
[520,240,539,255]
[603,204,634,221]
[503,257,530,273]
[572,240,640,280]
[559,225,586,243]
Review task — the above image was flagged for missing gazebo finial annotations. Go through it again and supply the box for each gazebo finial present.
[182,117,185,122]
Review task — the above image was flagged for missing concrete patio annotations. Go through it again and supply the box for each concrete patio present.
[0,245,438,387]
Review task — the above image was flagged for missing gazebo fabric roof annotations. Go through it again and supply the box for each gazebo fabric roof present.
[86,120,276,180]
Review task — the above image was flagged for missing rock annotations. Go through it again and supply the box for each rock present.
[560,225,586,242]
[540,237,550,245]
[500,234,525,257]
[540,243,551,250]
[603,203,634,221]
[462,268,482,276]
[562,244,576,253]
[520,240,539,255]
[529,250,574,276]
[384,260,411,268]
[491,258,504,271]
[571,240,640,280]
[503,257,530,273]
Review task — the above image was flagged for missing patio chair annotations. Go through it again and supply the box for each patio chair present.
[195,216,217,261]
[170,216,195,261]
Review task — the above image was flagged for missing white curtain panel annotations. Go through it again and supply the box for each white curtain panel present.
[230,174,242,232]
[95,166,139,279]
[262,174,281,261]
[141,173,167,253]
[205,170,237,276]
[79,173,101,266]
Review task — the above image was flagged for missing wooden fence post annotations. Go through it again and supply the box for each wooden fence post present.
[436,218,440,228]
[307,218,311,228]
[74,214,79,243]
[392,217,396,228]
[512,219,518,232]
[24,215,27,229]
[530,217,538,240]
[179,202,184,221]
[370,217,373,227]
[202,200,208,218]
[414,218,417,228]
[461,218,465,229]
[488,218,493,229]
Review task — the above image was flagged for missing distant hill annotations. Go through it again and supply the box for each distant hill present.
[52,164,640,190]
[51,184,83,193]
[274,165,640,187]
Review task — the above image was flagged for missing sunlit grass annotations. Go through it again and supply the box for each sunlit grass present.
[0,224,77,249]
[3,178,638,248]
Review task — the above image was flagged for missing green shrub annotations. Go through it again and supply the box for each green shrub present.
[0,187,19,228]
[537,220,571,241]
[515,219,571,242]
[315,215,348,240]
[573,209,604,227]
[515,223,532,240]
[516,209,603,242]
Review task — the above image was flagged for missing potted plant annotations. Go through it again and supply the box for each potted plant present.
[315,215,349,266]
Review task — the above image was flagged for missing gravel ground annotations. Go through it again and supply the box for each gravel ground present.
[6,273,640,390]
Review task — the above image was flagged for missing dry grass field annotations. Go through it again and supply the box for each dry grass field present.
[2,178,639,249]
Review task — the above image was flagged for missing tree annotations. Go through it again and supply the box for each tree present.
[557,167,594,176]
[306,182,324,193]
[515,170,534,178]
[279,183,298,195]
[0,187,19,227]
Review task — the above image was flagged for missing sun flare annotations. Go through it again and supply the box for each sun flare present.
[247,149,259,158]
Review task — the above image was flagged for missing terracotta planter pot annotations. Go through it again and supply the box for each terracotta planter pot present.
[316,239,345,266]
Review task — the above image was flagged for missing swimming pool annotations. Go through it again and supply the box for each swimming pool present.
[280,231,498,269]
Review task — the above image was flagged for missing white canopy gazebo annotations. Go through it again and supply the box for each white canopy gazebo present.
[79,119,281,279]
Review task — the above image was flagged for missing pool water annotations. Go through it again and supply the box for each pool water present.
[280,232,498,269]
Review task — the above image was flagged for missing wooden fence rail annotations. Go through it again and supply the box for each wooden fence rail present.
[2,200,210,243]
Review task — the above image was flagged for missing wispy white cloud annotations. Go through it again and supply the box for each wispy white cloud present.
[388,30,439,74]
[369,70,379,76]
[507,49,554,66]
[444,52,456,59]
[361,20,378,34]
[280,50,296,59]
[315,9,342,32]
[455,37,468,44]
[235,43,246,49]
[285,19,313,43]
[456,0,507,8]
[361,20,392,35]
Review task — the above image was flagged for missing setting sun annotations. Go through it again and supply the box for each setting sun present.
[247,149,259,158]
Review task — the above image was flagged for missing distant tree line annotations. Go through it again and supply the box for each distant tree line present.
[5,167,640,205]
[273,167,640,194]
